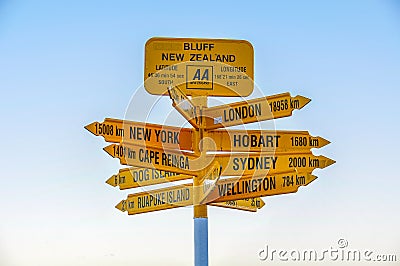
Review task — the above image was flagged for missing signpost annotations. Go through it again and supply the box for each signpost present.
[85,37,335,266]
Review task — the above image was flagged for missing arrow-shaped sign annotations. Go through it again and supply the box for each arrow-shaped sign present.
[197,161,222,204]
[85,118,193,151]
[168,86,201,128]
[203,92,311,130]
[206,129,330,152]
[116,171,313,215]
[115,184,193,215]
[104,143,335,177]
[213,152,335,176]
[85,118,330,154]
[103,143,200,175]
[106,167,193,189]
[209,198,265,212]
[115,184,265,215]
[208,171,317,203]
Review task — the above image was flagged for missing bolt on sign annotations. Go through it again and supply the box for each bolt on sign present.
[144,37,254,97]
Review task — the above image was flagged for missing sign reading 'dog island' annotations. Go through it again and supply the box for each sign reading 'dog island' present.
[144,37,254,97]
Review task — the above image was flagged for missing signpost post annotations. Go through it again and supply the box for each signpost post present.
[85,37,335,266]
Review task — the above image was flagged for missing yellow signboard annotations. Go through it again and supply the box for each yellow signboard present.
[168,86,200,128]
[144,37,254,97]
[115,171,315,215]
[197,161,222,203]
[85,118,193,151]
[115,184,263,215]
[207,129,330,152]
[213,152,335,176]
[116,184,193,215]
[103,143,201,175]
[203,92,311,130]
[209,198,265,212]
[104,142,335,177]
[106,167,192,189]
[208,172,317,203]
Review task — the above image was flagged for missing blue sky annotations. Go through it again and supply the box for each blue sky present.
[1,1,399,265]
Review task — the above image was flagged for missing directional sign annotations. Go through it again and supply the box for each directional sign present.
[213,152,335,176]
[209,198,265,212]
[106,167,193,189]
[203,92,311,130]
[206,129,330,152]
[144,37,254,97]
[115,171,314,215]
[85,118,193,151]
[103,143,201,175]
[168,86,200,128]
[198,161,222,204]
[115,183,263,215]
[208,172,317,204]
[105,143,335,177]
[116,184,193,215]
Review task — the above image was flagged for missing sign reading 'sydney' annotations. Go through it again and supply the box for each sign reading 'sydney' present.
[144,37,254,97]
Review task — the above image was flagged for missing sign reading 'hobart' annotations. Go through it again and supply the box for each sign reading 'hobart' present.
[144,37,254,97]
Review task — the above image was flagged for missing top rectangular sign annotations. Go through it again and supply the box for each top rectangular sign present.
[144,37,254,97]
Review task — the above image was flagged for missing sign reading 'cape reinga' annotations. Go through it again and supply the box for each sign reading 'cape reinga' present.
[104,142,335,177]
[144,37,254,97]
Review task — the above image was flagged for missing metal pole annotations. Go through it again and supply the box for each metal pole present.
[192,95,208,266]
[194,217,208,266]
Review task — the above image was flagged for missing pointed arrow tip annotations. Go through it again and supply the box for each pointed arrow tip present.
[296,95,312,109]
[103,144,115,157]
[115,200,126,212]
[318,136,331,148]
[325,157,336,168]
[84,122,98,135]
[106,175,118,187]
[307,174,318,184]
[258,199,266,209]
